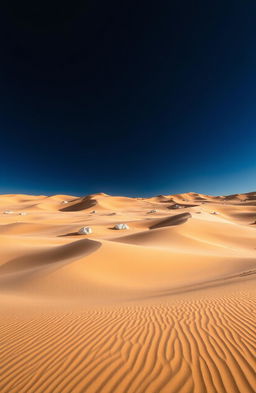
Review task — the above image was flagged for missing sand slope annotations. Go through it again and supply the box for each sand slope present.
[0,191,255,393]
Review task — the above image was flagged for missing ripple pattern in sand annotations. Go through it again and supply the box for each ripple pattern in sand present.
[0,293,255,393]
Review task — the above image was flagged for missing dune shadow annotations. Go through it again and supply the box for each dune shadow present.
[0,238,101,276]
[58,232,81,237]
[132,269,256,302]
[150,212,191,229]
[60,196,97,212]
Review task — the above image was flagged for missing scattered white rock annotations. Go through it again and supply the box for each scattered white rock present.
[19,212,27,216]
[114,223,129,230]
[78,226,93,235]
[170,204,182,209]
[3,210,14,214]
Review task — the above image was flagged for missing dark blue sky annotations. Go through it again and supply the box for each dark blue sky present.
[0,1,256,196]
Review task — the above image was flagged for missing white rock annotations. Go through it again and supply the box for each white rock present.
[78,226,93,235]
[62,200,69,204]
[3,210,14,214]
[114,223,129,230]
[19,212,27,216]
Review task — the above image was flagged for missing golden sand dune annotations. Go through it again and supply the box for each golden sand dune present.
[0,191,255,393]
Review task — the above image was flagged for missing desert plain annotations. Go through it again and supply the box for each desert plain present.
[0,191,255,393]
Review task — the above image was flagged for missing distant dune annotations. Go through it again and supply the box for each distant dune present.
[0,191,255,393]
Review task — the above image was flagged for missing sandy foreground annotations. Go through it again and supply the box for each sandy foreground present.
[0,191,255,393]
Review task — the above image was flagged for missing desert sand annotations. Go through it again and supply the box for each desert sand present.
[0,191,255,393]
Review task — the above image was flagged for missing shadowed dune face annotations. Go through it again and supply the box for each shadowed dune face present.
[60,195,97,211]
[0,191,255,393]
[0,239,101,276]
[149,212,191,229]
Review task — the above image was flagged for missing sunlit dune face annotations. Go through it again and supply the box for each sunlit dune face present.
[0,191,255,393]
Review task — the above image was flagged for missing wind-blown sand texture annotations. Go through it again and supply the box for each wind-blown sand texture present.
[0,191,255,393]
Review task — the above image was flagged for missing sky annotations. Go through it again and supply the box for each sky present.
[0,1,256,197]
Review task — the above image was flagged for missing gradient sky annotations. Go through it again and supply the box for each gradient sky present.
[0,1,256,197]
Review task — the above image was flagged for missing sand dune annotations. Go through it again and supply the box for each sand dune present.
[0,191,255,392]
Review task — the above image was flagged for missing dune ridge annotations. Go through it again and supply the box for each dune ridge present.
[0,191,255,392]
